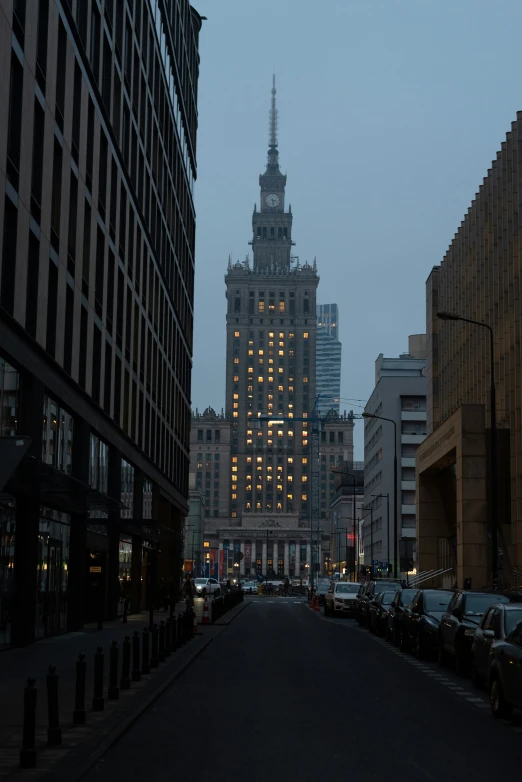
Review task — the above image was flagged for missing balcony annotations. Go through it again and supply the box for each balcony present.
[401,411,426,421]
[400,527,417,539]
[401,481,416,491]
[401,504,416,516]
[401,434,426,445]
[401,458,416,468]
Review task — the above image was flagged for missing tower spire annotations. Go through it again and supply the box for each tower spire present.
[269,74,278,149]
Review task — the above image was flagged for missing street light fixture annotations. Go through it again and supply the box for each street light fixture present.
[362,412,399,577]
[437,311,498,585]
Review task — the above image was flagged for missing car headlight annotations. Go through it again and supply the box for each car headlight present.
[464,628,475,637]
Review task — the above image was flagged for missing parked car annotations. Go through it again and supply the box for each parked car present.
[324,582,360,617]
[315,580,331,606]
[368,591,397,636]
[385,588,419,645]
[438,591,514,675]
[489,619,522,717]
[241,580,258,594]
[356,581,401,627]
[194,578,221,596]
[471,603,522,686]
[400,589,454,657]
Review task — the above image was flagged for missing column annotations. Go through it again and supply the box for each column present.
[262,541,267,575]
[273,541,278,576]
[218,542,223,579]
[251,540,256,576]
[295,543,300,576]
[240,542,245,576]
[284,542,289,576]
[306,543,311,571]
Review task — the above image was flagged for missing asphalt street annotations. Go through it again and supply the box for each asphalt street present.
[83,597,522,782]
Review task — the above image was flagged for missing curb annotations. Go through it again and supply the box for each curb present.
[214,598,251,625]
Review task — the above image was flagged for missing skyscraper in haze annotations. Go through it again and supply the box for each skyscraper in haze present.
[224,78,319,523]
[316,304,342,415]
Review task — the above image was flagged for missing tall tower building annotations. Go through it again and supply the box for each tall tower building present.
[224,78,319,525]
[316,304,342,415]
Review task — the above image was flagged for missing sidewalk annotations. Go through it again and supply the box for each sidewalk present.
[0,597,249,782]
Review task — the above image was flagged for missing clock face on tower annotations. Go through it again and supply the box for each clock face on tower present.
[265,193,280,208]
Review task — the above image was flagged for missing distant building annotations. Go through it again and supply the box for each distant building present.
[316,304,341,416]
[184,475,205,575]
[329,461,365,576]
[363,336,427,577]
[190,409,232,519]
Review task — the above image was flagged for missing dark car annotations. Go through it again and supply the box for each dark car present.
[385,588,419,645]
[489,619,522,717]
[438,590,513,676]
[368,591,397,636]
[471,603,522,686]
[400,589,454,657]
[356,581,401,627]
[315,580,331,606]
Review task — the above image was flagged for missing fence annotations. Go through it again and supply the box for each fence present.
[210,589,244,623]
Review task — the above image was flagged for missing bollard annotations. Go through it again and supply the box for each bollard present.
[120,635,131,690]
[158,621,166,662]
[132,630,141,682]
[169,598,175,620]
[151,624,159,668]
[108,640,119,699]
[122,598,128,624]
[46,665,62,746]
[92,646,105,711]
[73,653,87,725]
[142,627,150,675]
[19,678,37,769]
[164,618,172,657]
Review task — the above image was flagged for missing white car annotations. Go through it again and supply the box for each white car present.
[242,580,258,594]
[324,582,361,616]
[194,577,221,596]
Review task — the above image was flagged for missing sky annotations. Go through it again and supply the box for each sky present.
[190,0,522,458]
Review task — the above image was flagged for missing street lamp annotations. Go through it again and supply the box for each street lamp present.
[233,562,240,585]
[362,412,399,578]
[437,311,498,585]
[331,469,357,582]
[372,493,390,574]
[362,504,374,577]
[265,529,273,590]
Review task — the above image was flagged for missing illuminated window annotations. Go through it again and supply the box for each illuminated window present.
[246,484,252,491]
[269,358,274,364]
[288,403,293,409]
[278,368,284,374]
[302,457,308,464]
[302,494,307,501]
[257,484,262,491]
[232,456,238,463]
[246,438,253,444]
[303,439,308,445]
[278,429,284,437]
[234,331,240,337]
[289,385,294,392]
[258,302,265,313]
[232,511,237,518]
[288,430,294,437]
[278,350,284,357]
[246,457,252,463]
[234,357,239,364]
[277,484,283,491]
[234,375,239,382]
[269,341,274,347]
[279,341,284,347]
[303,412,308,418]
[233,402,239,409]
[248,349,254,356]
[303,376,308,383]
[257,456,263,463]
[248,367,254,373]
[232,466,238,472]
[277,502,282,510]
[257,430,263,437]
[231,493,237,499]
[278,385,284,392]
[268,403,273,410]
[246,502,251,509]
[232,474,237,482]
[267,439,273,445]
[288,349,294,357]
[259,349,264,356]
[304,332,309,339]
[267,474,273,481]
[288,457,293,464]
[288,475,293,482]
[256,502,261,509]
[287,493,293,500]
[302,475,308,482]
[289,332,295,338]
[248,340,254,346]
[233,393,239,400]
[277,466,283,472]
[248,412,253,417]
[246,473,252,480]
[279,302,285,312]
[248,385,253,392]
[233,412,238,418]
[268,394,273,400]
[258,376,264,383]
[267,429,272,436]
[302,430,308,437]
[269,332,274,338]
[257,466,262,472]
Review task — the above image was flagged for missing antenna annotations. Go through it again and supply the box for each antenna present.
[269,74,278,149]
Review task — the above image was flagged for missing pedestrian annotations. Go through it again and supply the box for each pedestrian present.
[284,577,290,597]
[183,573,195,610]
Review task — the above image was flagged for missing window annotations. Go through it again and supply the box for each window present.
[1,198,18,316]
[303,332,309,339]
[55,19,67,131]
[25,233,40,338]
[46,260,58,359]
[67,174,78,272]
[36,0,49,90]
[6,53,24,189]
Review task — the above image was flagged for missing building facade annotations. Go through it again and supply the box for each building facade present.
[417,111,522,588]
[190,408,231,518]
[0,0,203,646]
[363,336,427,577]
[316,303,341,416]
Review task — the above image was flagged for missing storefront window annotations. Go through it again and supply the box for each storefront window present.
[35,508,70,640]
[42,395,73,474]
[0,358,19,436]
[120,460,134,520]
[0,501,16,648]
[143,479,153,519]
[89,433,109,493]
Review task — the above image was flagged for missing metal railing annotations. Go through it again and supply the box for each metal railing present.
[407,568,454,587]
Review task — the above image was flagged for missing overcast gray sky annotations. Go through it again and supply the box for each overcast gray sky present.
[191,0,522,458]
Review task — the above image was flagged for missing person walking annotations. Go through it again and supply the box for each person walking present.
[183,574,195,610]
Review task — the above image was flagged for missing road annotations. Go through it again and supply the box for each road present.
[84,598,522,782]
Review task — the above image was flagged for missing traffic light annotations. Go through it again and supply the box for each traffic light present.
[377,566,382,575]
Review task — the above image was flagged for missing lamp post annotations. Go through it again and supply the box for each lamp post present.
[362,412,398,578]
[331,469,357,582]
[362,504,374,576]
[437,311,498,585]
[265,529,273,590]
[372,493,390,575]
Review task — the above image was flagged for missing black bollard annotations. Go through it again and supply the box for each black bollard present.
[158,621,166,662]
[120,635,131,690]
[132,630,141,682]
[142,627,150,675]
[169,597,175,620]
[108,640,119,699]
[92,646,104,711]
[150,624,159,668]
[122,598,128,624]
[46,665,62,746]
[73,653,87,725]
[19,678,37,769]
[164,618,172,657]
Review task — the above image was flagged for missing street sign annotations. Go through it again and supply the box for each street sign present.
[382,561,388,569]
[373,560,379,565]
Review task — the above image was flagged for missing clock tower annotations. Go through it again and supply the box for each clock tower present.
[251,76,293,272]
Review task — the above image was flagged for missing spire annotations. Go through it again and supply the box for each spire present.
[269,74,278,150]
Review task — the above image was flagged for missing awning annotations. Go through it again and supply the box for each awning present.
[4,455,122,514]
